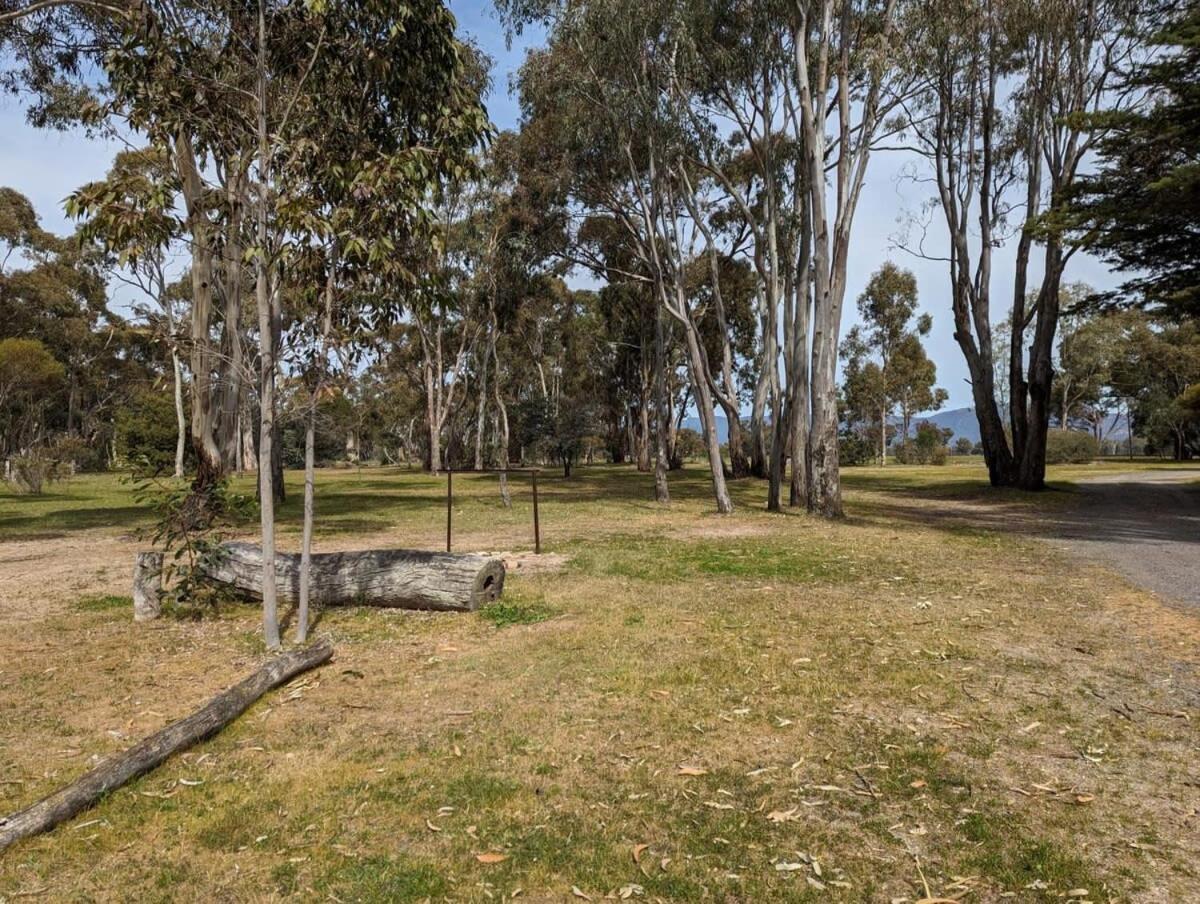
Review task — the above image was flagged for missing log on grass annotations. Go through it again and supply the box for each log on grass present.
[0,639,333,852]
[201,542,505,612]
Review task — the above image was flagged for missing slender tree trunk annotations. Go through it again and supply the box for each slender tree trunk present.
[681,319,732,514]
[241,396,257,472]
[175,131,223,492]
[492,342,511,508]
[218,164,247,472]
[473,329,492,472]
[637,386,651,472]
[254,0,280,650]
[172,347,186,479]
[748,351,771,479]
[425,360,442,475]
[767,395,789,512]
[67,373,79,436]
[297,410,315,643]
[653,301,670,503]
[880,404,887,466]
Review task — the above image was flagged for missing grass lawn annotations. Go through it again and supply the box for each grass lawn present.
[0,461,1197,901]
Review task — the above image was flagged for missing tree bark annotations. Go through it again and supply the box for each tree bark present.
[254,0,280,650]
[682,321,733,514]
[0,640,334,852]
[175,130,222,491]
[652,301,670,503]
[171,347,186,479]
[202,543,506,612]
[297,412,315,643]
[492,341,511,508]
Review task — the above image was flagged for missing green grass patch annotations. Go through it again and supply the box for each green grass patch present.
[567,534,855,584]
[74,594,132,612]
[315,854,449,902]
[480,586,556,627]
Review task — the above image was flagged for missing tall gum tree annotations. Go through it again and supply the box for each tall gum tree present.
[505,0,736,512]
[900,0,1143,489]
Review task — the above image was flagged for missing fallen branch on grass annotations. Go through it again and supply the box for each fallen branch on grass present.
[0,639,334,852]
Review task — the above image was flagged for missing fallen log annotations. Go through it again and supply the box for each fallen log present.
[199,542,505,612]
[0,639,333,852]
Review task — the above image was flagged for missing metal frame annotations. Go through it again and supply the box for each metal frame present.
[444,468,541,554]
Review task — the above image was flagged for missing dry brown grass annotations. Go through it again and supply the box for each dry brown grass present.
[0,463,1197,902]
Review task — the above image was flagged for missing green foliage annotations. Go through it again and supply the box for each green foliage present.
[841,263,946,445]
[129,474,253,612]
[954,436,975,455]
[838,427,876,467]
[115,390,184,475]
[0,337,65,456]
[513,395,599,477]
[1044,430,1100,465]
[1112,315,1200,458]
[1065,4,1200,315]
[673,427,705,461]
[280,409,346,470]
[894,422,952,465]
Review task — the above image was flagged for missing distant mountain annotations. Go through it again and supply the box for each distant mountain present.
[898,407,1132,444]
[909,407,981,444]
[682,415,729,444]
[684,406,1130,448]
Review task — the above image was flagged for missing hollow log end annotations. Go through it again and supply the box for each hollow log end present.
[471,558,506,610]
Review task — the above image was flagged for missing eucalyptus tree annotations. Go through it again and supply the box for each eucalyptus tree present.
[900,0,1143,489]
[504,0,737,512]
[667,0,910,515]
[70,147,189,477]
[262,1,487,643]
[668,0,807,500]
[784,0,908,516]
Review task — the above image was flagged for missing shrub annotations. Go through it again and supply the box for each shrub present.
[673,427,705,461]
[6,451,68,494]
[895,421,951,465]
[838,428,875,466]
[953,437,974,455]
[115,390,185,475]
[1044,429,1100,464]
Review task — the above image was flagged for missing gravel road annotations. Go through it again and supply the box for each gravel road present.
[1050,469,1200,609]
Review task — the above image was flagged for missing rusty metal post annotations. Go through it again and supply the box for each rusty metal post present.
[446,468,453,553]
[531,469,540,554]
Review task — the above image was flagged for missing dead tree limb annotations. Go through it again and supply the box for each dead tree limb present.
[0,639,334,852]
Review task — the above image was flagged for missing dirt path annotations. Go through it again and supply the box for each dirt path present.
[1049,469,1200,609]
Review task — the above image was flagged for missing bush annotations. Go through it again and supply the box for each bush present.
[281,418,345,469]
[953,437,974,456]
[894,421,951,465]
[115,390,185,475]
[6,451,68,494]
[673,427,705,462]
[1044,429,1100,464]
[838,429,875,466]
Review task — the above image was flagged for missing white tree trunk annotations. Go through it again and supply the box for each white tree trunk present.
[171,347,186,479]
[297,412,315,643]
[254,0,280,650]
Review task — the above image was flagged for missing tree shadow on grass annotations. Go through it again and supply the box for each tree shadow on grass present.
[0,505,151,541]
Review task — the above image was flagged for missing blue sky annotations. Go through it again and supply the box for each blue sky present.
[0,0,1122,410]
